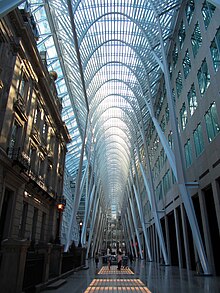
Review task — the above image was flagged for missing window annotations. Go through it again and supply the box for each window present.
[184,139,192,168]
[34,106,41,126]
[172,43,178,67]
[29,146,37,172]
[38,157,45,178]
[165,105,169,123]
[185,0,195,24]
[182,50,191,78]
[187,84,198,116]
[159,149,165,170]
[168,131,173,149]
[19,201,28,238]
[160,116,166,132]
[42,121,48,142]
[193,124,204,156]
[197,59,210,95]
[176,71,183,97]
[153,135,159,151]
[180,103,188,130]
[169,63,172,78]
[191,22,202,57]
[8,122,19,152]
[202,1,216,29]
[205,102,220,142]
[162,170,171,195]
[8,121,21,158]
[156,182,163,201]
[31,208,38,243]
[17,67,27,100]
[40,212,46,242]
[172,88,176,105]
[155,158,160,177]
[210,28,220,72]
[178,21,186,49]
[46,165,52,188]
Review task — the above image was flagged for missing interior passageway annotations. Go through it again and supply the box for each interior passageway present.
[0,1,220,292]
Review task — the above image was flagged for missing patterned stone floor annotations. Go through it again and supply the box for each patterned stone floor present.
[97,265,134,275]
[42,259,220,293]
[84,265,151,292]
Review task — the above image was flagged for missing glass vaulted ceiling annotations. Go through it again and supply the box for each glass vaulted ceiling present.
[27,0,181,219]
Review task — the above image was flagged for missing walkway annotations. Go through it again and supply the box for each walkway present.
[42,260,220,293]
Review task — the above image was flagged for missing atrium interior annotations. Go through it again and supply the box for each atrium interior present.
[0,0,220,292]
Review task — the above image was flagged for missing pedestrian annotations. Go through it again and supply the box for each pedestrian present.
[107,247,111,270]
[108,256,111,270]
[95,253,99,268]
[129,253,133,265]
[117,251,122,270]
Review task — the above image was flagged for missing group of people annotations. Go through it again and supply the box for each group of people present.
[95,248,133,270]
[107,250,123,270]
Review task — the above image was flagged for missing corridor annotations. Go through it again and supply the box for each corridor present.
[43,260,220,293]
[1,1,220,292]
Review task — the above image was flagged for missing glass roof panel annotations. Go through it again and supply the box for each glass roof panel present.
[25,0,181,218]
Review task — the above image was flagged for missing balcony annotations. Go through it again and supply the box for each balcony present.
[19,9,39,41]
[13,95,27,122]
[7,147,30,171]
[31,126,41,145]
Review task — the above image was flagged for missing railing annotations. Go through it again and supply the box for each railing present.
[22,252,44,292]
[0,249,2,270]
[61,252,75,274]
[7,147,30,171]
[13,94,26,113]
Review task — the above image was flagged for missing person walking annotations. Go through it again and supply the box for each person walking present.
[129,252,133,265]
[95,253,99,268]
[117,251,122,270]
[108,256,111,270]
[107,247,111,270]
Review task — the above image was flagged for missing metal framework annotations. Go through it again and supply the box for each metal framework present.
[2,0,214,273]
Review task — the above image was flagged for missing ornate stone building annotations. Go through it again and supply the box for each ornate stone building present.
[0,8,70,292]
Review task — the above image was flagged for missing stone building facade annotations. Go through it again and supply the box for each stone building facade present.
[0,8,70,292]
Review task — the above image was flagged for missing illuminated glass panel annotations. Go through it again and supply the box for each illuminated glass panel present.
[182,50,191,78]
[178,21,186,49]
[172,43,178,67]
[197,59,210,96]
[180,102,188,130]
[184,139,192,168]
[24,0,182,219]
[205,102,220,142]
[187,84,198,116]
[210,28,220,72]
[191,22,202,57]
[176,71,183,97]
[202,0,216,29]
[193,124,204,157]
[185,0,195,24]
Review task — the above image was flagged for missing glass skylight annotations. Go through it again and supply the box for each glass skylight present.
[26,0,181,218]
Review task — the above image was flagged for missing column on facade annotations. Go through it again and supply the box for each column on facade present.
[124,212,136,258]
[127,194,143,259]
[131,159,152,261]
[86,194,100,259]
[122,217,132,256]
[91,207,102,257]
[126,206,138,258]
[82,183,96,246]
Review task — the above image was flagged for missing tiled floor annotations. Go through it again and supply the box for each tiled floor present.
[97,265,134,275]
[84,277,151,292]
[84,265,150,292]
[42,260,220,293]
